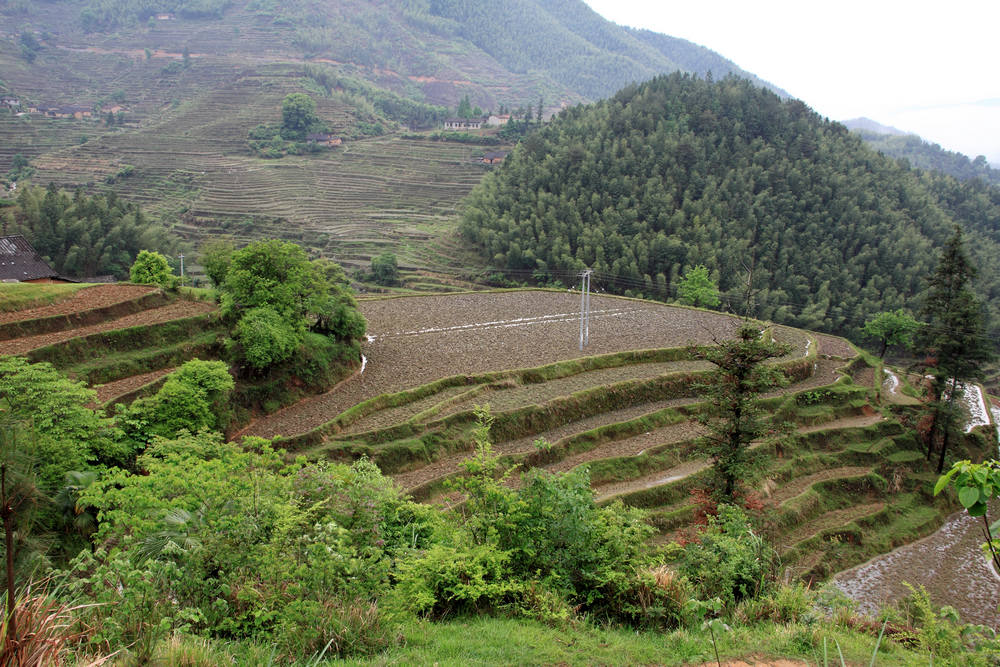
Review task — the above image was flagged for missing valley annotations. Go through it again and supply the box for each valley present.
[2,280,991,645]
[1,0,999,663]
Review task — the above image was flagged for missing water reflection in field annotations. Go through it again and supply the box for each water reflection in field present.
[833,509,1000,626]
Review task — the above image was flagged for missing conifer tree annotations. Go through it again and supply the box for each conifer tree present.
[918,226,993,473]
[693,322,790,502]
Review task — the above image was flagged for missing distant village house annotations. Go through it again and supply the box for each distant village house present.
[486,114,510,126]
[481,151,508,165]
[305,133,342,147]
[0,97,20,110]
[444,117,484,131]
[0,235,60,283]
[32,104,94,119]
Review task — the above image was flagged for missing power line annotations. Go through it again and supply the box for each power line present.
[422,264,1000,345]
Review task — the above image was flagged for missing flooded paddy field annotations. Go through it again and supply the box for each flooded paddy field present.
[834,509,1000,626]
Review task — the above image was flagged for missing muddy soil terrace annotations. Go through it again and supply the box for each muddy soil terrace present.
[241,290,747,440]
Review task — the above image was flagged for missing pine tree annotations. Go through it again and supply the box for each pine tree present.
[693,322,790,502]
[918,226,993,473]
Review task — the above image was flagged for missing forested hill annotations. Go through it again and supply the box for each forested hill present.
[423,0,783,100]
[460,74,1000,340]
[849,128,1000,187]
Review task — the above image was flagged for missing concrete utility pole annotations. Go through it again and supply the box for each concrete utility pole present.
[579,269,592,350]
[178,254,185,285]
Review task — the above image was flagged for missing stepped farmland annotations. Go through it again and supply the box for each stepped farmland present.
[223,289,983,614]
[0,282,993,641]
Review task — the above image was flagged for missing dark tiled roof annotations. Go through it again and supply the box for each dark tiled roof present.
[0,235,58,281]
[58,274,116,283]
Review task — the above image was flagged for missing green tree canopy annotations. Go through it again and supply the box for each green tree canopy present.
[458,73,1000,342]
[233,307,301,371]
[692,323,790,502]
[129,249,174,287]
[11,185,176,280]
[221,240,313,320]
[281,93,319,138]
[198,238,234,288]
[219,240,366,372]
[917,226,994,472]
[677,265,720,308]
[0,357,115,486]
[863,309,920,357]
[370,252,399,286]
[125,359,235,438]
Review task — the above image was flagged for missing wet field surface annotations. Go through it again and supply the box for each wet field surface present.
[834,509,1000,626]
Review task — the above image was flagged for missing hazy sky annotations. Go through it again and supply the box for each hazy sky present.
[583,0,1000,164]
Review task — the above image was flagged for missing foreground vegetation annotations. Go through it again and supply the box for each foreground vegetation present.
[0,236,994,663]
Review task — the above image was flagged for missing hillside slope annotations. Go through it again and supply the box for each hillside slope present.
[848,125,1000,187]
[0,0,785,271]
[459,73,1000,340]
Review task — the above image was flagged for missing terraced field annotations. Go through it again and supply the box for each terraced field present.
[0,284,154,324]
[0,284,981,609]
[6,43,498,272]
[240,290,744,440]
[228,289,983,595]
[0,283,222,400]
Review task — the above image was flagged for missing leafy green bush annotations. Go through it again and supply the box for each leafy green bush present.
[674,505,775,608]
[0,356,115,481]
[445,407,657,622]
[69,434,423,659]
[122,359,234,439]
[130,250,176,288]
[370,252,399,286]
[233,307,300,370]
[394,542,520,618]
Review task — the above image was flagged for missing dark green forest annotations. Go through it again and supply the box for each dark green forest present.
[4,184,177,279]
[460,74,1000,340]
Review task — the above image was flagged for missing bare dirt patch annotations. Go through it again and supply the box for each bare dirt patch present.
[0,300,216,356]
[0,284,156,324]
[242,291,743,440]
[853,365,875,390]
[813,332,856,359]
[94,367,176,404]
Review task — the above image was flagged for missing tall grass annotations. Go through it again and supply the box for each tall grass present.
[0,582,106,665]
